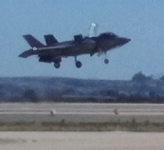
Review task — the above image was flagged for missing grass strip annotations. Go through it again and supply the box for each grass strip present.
[0,121,164,132]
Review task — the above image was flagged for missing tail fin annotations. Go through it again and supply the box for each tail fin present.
[23,34,45,48]
[44,34,58,46]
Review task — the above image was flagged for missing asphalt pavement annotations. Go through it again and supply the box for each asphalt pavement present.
[0,103,164,122]
[0,132,164,150]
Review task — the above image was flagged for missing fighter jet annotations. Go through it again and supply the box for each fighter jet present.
[19,23,131,69]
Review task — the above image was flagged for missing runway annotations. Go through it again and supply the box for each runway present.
[0,132,164,150]
[0,103,164,123]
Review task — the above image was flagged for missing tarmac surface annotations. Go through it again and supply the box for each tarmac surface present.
[0,103,164,123]
[0,131,164,150]
[0,103,164,150]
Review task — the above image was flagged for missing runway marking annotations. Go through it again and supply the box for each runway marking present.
[56,112,164,115]
[0,108,164,112]
[0,111,164,115]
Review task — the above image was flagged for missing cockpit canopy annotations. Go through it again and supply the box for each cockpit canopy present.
[99,32,117,38]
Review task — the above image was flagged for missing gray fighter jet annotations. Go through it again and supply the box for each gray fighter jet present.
[19,23,131,68]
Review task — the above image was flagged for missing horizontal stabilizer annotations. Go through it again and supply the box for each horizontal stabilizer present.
[44,34,58,46]
[23,34,45,48]
[19,49,35,58]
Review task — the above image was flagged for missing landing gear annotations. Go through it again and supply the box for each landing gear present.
[54,58,61,69]
[54,62,60,68]
[75,56,82,68]
[104,59,109,64]
[76,61,82,68]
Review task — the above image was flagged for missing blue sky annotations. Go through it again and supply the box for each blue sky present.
[0,0,164,80]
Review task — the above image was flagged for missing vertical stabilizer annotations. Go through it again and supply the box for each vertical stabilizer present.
[44,34,58,46]
[23,34,45,48]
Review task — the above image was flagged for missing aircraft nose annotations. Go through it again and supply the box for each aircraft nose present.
[120,38,131,45]
[126,38,131,43]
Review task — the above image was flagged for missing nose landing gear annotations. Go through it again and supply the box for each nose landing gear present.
[76,61,82,68]
[75,56,82,68]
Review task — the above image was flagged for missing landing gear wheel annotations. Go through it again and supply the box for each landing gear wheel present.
[76,61,82,68]
[104,59,109,64]
[54,62,60,68]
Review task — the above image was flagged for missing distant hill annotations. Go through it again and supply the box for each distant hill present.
[0,76,164,103]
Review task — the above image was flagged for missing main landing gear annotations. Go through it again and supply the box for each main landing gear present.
[54,62,60,68]
[104,52,109,64]
[75,56,82,68]
[104,58,109,64]
[53,56,108,69]
[54,58,61,69]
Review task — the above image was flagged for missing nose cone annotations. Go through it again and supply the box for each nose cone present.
[125,38,131,43]
[118,38,131,46]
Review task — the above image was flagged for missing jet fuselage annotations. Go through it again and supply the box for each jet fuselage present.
[19,32,130,68]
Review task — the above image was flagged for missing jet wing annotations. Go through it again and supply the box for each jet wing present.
[19,43,75,59]
[37,44,73,51]
[19,38,96,59]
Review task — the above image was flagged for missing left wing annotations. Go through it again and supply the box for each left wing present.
[19,43,74,58]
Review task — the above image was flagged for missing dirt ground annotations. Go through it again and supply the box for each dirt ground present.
[0,131,164,150]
